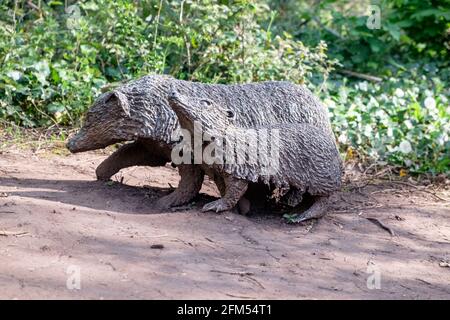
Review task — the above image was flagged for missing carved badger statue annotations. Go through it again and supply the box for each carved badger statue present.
[67,75,338,213]
[167,90,343,222]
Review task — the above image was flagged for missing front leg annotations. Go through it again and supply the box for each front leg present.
[96,141,167,180]
[213,174,251,215]
[286,195,330,223]
[202,175,248,213]
[155,164,204,209]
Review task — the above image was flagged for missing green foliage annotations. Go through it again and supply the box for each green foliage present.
[271,0,450,72]
[0,0,335,127]
[0,0,449,174]
[325,64,450,174]
[271,0,450,174]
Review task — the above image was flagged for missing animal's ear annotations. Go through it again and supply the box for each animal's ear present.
[200,99,212,107]
[106,91,131,117]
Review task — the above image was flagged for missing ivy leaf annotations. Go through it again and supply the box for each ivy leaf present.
[384,23,401,41]
[32,60,50,85]
[6,70,22,81]
[81,1,99,11]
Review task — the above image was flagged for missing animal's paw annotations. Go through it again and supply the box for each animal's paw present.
[284,197,329,223]
[202,199,233,213]
[283,209,327,224]
[155,193,185,210]
[95,169,114,181]
[283,213,311,224]
[95,164,117,181]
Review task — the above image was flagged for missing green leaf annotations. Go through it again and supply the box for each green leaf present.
[411,9,450,20]
[32,60,50,85]
[81,1,99,11]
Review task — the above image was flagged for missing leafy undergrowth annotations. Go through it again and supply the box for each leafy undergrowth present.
[0,0,449,175]
[0,120,71,155]
[326,67,450,175]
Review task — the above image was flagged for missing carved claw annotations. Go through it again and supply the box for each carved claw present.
[202,199,233,213]
[95,163,116,181]
[155,192,188,210]
[284,196,330,223]
[284,213,314,224]
[284,207,327,223]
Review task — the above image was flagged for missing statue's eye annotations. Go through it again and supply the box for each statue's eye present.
[200,99,212,107]
[226,110,235,118]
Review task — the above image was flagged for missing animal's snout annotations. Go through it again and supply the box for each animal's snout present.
[168,90,180,101]
[66,137,78,152]
[66,131,85,153]
[167,84,181,102]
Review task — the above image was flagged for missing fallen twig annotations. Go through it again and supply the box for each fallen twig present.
[244,276,265,289]
[118,233,169,238]
[347,178,450,202]
[332,204,384,213]
[338,69,383,82]
[416,278,433,286]
[318,286,343,292]
[387,181,449,202]
[211,270,265,290]
[211,270,254,276]
[365,217,395,236]
[370,188,398,195]
[346,181,373,192]
[225,293,256,299]
[0,230,29,237]
[416,277,450,294]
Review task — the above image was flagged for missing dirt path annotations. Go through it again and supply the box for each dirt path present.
[0,146,449,299]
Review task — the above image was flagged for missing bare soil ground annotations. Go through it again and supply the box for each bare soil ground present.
[0,144,449,299]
